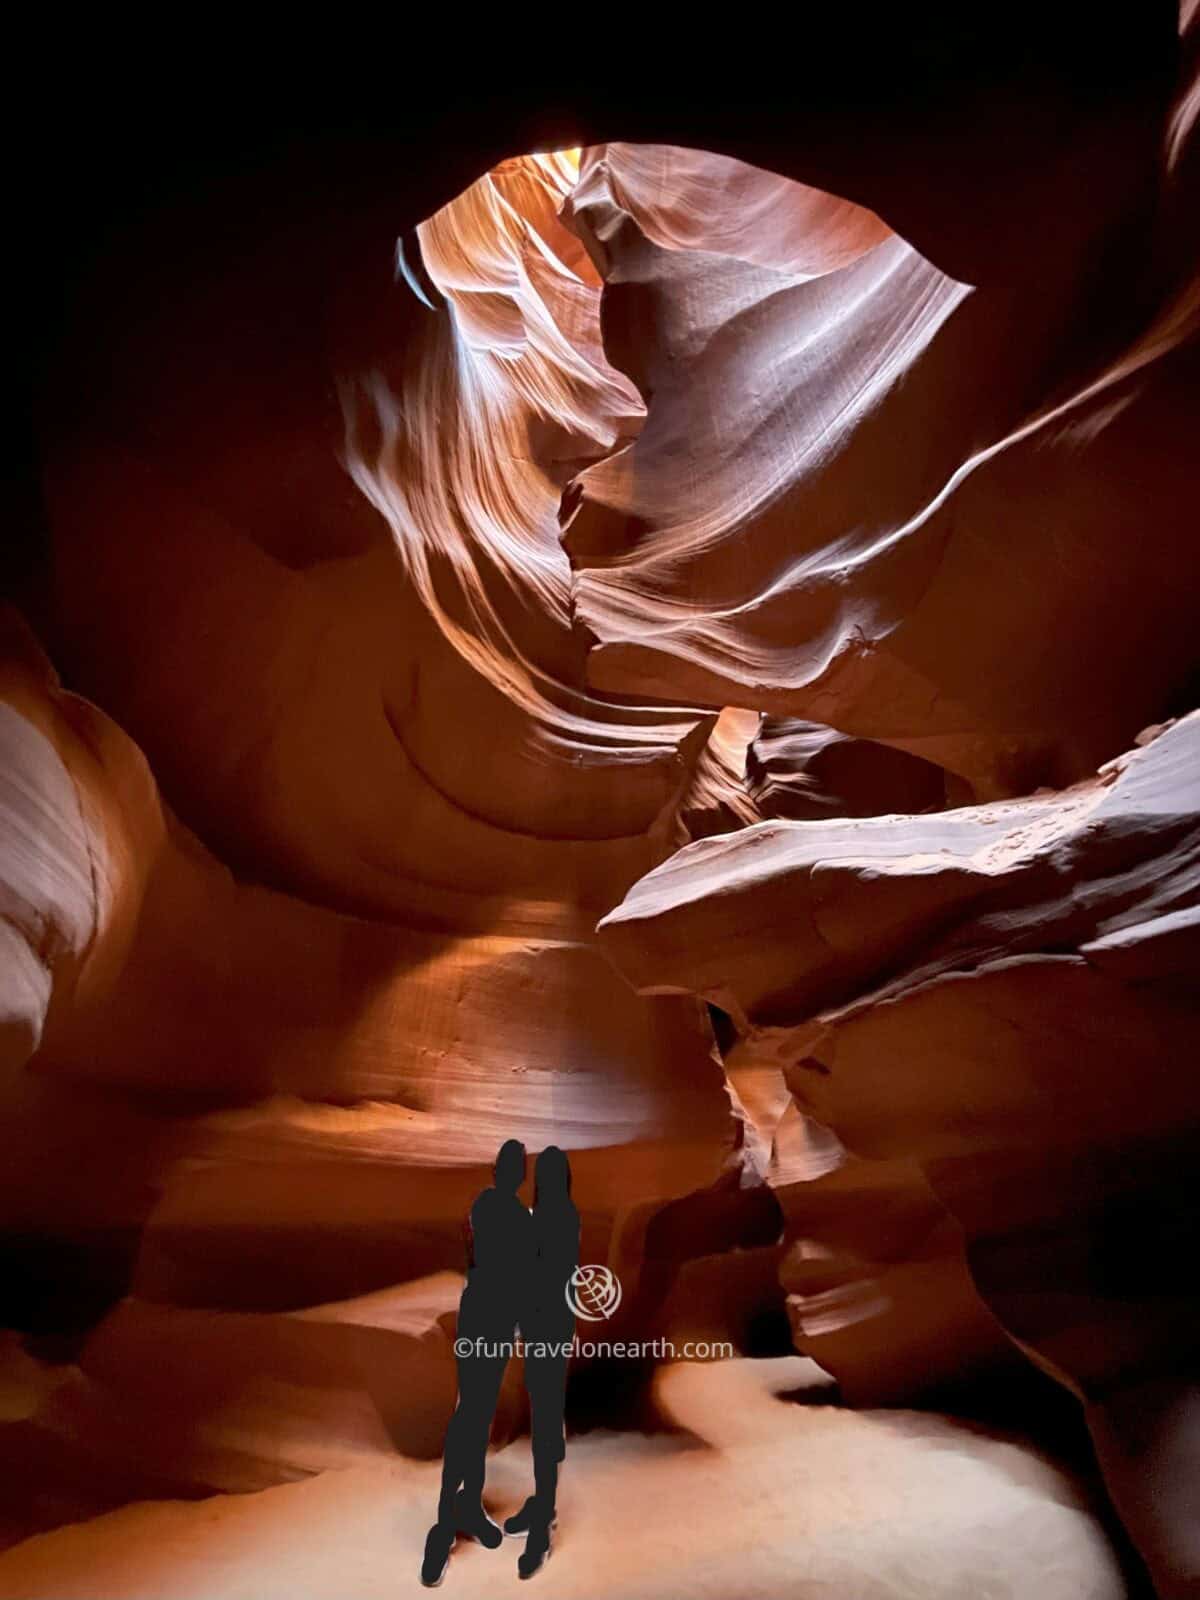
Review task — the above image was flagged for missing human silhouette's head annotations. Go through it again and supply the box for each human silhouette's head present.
[493,1138,526,1192]
[534,1145,572,1206]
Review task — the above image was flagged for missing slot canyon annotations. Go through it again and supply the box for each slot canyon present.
[2,8,1198,1597]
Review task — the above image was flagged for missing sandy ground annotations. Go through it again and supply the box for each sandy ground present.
[0,1359,1125,1599]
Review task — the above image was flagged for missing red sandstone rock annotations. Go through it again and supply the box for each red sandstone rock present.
[565,128,1200,796]
[601,712,1200,1588]
[2,14,1198,1592]
[748,719,962,821]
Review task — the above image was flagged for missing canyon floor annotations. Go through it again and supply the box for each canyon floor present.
[0,1359,1129,1599]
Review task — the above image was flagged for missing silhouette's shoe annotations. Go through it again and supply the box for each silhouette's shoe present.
[420,1521,454,1587]
[505,1497,558,1538]
[453,1494,503,1549]
[518,1517,553,1580]
[503,1497,537,1537]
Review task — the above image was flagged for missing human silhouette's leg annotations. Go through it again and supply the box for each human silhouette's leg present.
[455,1350,509,1527]
[435,1399,468,1524]
[424,1345,508,1581]
[518,1407,559,1582]
[505,1348,568,1535]
[436,1343,485,1523]
[532,1456,558,1514]
[529,1351,567,1514]
[423,1413,463,1590]
[510,1351,567,1575]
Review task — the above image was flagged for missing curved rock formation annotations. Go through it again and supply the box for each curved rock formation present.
[565,125,1200,797]
[601,712,1200,1590]
[747,719,963,821]
[1,155,745,1517]
[575,29,1199,1585]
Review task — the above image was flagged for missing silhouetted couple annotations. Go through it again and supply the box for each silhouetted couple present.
[421,1140,579,1585]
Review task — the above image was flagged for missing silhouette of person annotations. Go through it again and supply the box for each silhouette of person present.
[504,1145,580,1579]
[422,1138,533,1587]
